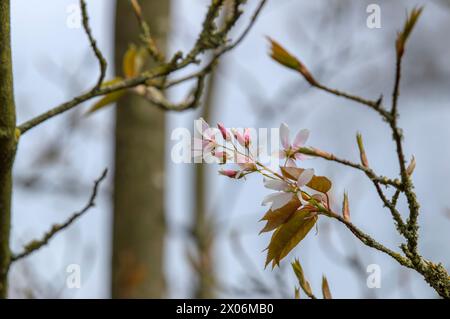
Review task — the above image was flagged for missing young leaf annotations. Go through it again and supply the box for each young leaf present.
[123,45,138,78]
[307,176,332,194]
[322,275,332,299]
[86,90,126,114]
[123,45,147,78]
[281,167,332,193]
[259,197,301,234]
[265,210,318,268]
[396,7,423,57]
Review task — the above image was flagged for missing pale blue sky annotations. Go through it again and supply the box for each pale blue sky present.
[8,0,450,298]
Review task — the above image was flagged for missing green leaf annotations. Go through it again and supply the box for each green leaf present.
[265,210,318,268]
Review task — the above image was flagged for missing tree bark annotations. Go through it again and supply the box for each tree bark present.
[192,69,218,298]
[112,0,170,298]
[0,0,17,299]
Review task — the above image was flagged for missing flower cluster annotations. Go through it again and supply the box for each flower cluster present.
[196,118,333,267]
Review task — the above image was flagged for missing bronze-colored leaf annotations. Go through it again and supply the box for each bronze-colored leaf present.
[265,210,318,268]
[307,176,332,193]
[280,167,332,193]
[259,197,301,234]
[322,275,332,299]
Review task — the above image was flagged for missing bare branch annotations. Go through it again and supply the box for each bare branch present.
[80,0,107,90]
[17,0,267,135]
[10,169,108,263]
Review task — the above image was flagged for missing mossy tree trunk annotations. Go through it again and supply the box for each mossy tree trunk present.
[0,0,17,299]
[111,0,170,298]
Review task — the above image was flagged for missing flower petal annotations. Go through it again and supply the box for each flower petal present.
[286,158,297,167]
[293,129,309,148]
[263,179,289,191]
[297,168,314,187]
[294,153,307,161]
[261,193,281,206]
[280,123,290,149]
[195,117,209,135]
[271,192,294,210]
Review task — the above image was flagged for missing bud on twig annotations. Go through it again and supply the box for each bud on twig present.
[342,192,350,222]
[396,7,423,58]
[267,38,317,85]
[356,132,369,168]
[406,155,416,176]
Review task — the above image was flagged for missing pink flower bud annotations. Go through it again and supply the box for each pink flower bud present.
[219,169,238,178]
[243,128,251,147]
[232,129,246,147]
[214,151,228,164]
[217,123,231,141]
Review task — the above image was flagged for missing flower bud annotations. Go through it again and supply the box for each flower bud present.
[219,169,238,178]
[217,123,231,141]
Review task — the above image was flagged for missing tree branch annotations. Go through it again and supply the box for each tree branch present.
[10,169,108,263]
[298,147,402,189]
[17,0,267,135]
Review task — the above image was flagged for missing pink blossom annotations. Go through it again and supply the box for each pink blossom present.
[279,123,309,166]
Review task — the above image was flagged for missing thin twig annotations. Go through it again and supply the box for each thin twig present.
[298,147,402,189]
[10,169,108,263]
[320,209,413,268]
[314,83,390,119]
[129,0,165,62]
[80,0,107,90]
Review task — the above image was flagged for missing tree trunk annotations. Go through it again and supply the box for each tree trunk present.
[192,68,219,298]
[112,1,170,298]
[0,0,17,299]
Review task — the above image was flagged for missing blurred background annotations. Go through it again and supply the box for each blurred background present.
[8,0,450,298]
